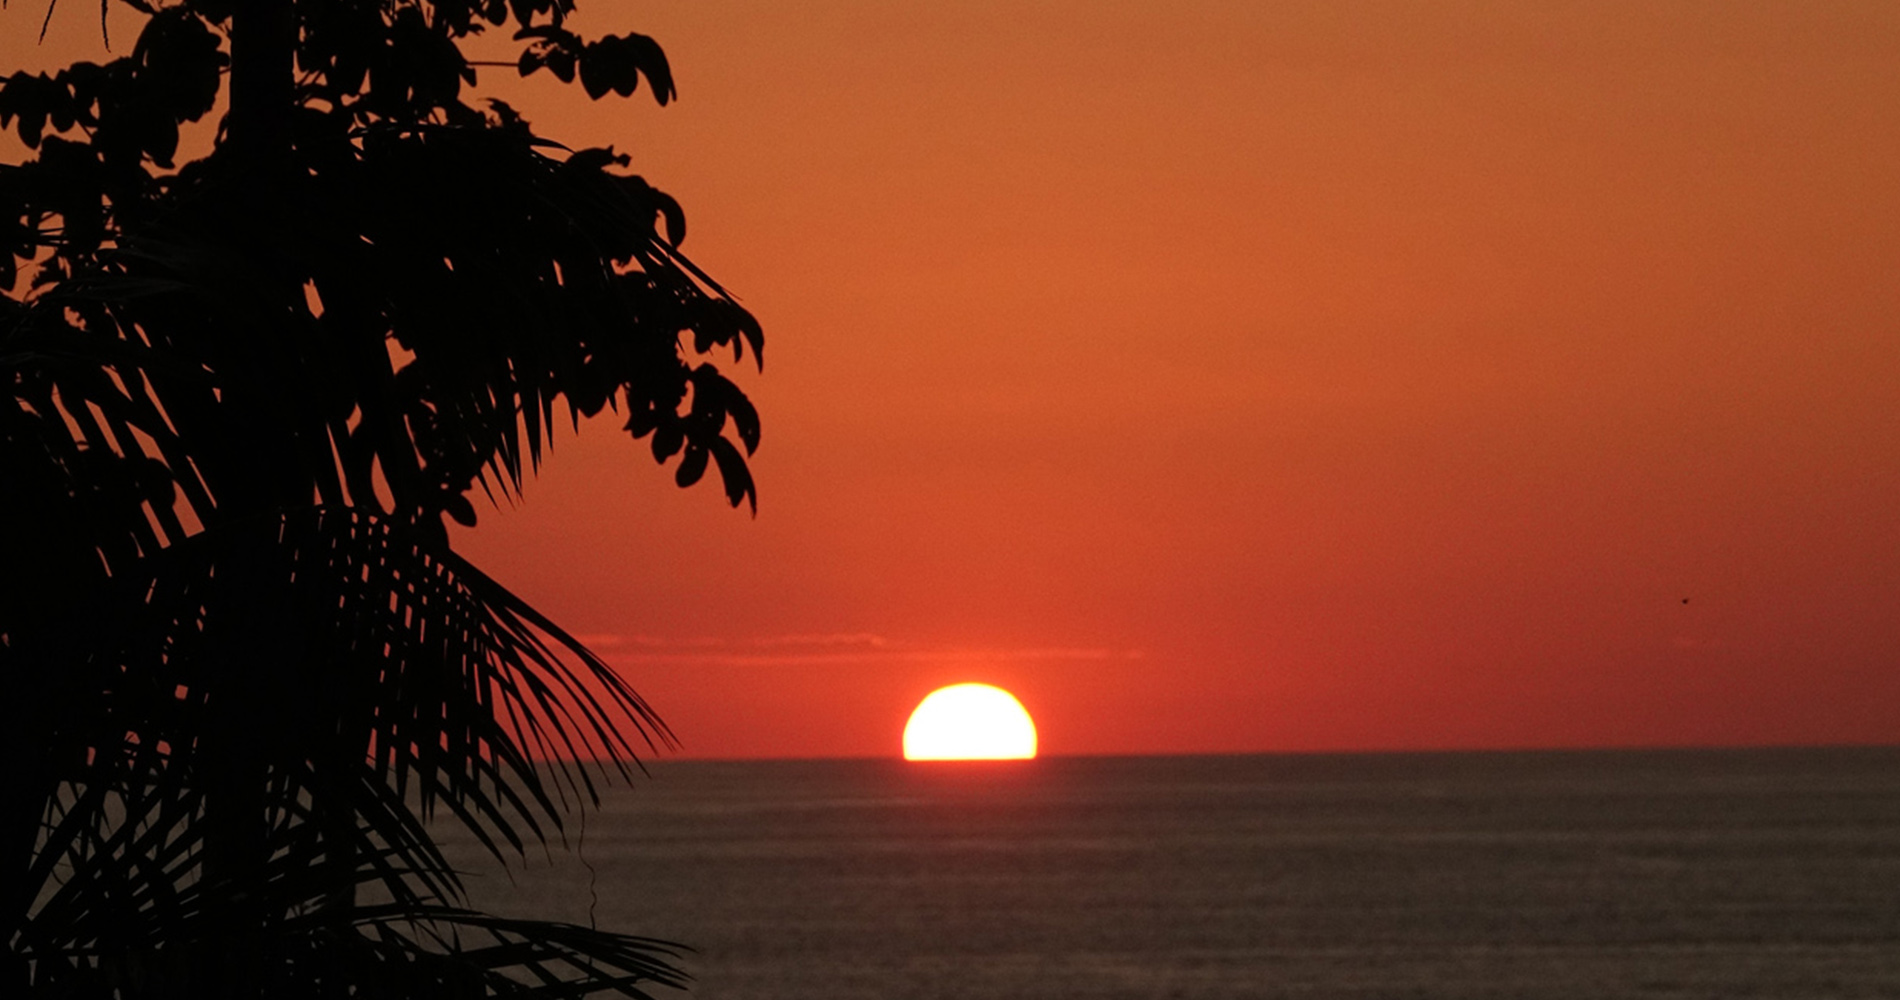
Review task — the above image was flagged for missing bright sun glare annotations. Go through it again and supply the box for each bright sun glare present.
[902,683,1038,760]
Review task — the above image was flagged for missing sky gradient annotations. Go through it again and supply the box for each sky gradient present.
[8,0,1899,758]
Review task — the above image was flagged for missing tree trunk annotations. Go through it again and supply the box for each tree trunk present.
[198,541,276,998]
[203,3,298,994]
[228,0,295,170]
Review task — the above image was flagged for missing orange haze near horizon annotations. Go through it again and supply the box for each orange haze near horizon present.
[8,1,1900,759]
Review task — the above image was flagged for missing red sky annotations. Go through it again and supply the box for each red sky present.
[9,1,1900,758]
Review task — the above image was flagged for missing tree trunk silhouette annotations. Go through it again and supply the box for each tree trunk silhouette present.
[206,5,297,994]
[229,0,294,170]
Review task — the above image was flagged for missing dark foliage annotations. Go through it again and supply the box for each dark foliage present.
[2,0,762,995]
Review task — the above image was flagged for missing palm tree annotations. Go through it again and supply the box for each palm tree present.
[1,0,761,994]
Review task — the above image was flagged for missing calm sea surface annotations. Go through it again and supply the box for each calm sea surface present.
[437,749,1900,999]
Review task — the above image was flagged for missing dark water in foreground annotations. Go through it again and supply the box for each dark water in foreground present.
[438,748,1900,999]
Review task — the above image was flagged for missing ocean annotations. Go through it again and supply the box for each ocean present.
[438,748,1900,999]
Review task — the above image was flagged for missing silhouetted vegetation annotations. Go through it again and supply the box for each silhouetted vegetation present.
[1,0,761,994]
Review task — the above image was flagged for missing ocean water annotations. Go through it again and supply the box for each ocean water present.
[438,748,1900,999]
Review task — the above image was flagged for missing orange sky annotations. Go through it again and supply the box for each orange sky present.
[9,1,1900,758]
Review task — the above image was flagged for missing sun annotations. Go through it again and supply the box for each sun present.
[903,683,1038,760]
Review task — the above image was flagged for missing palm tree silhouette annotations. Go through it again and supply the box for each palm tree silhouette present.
[2,1,759,994]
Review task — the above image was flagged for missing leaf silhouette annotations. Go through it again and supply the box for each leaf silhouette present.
[3,0,762,994]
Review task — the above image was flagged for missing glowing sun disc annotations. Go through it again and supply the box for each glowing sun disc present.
[903,683,1038,760]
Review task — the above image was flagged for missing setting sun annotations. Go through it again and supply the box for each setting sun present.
[902,684,1038,760]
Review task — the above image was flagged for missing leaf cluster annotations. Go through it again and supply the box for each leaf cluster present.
[3,0,765,995]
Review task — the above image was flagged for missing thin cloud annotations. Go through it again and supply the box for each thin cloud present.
[617,634,733,649]
[751,633,890,649]
[591,633,890,651]
[602,640,1141,668]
